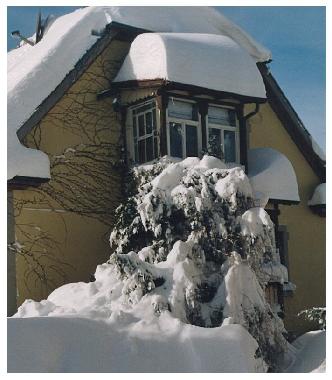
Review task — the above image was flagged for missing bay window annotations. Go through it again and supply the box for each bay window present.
[128,97,240,165]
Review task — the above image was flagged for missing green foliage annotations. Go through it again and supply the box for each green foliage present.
[298,307,326,330]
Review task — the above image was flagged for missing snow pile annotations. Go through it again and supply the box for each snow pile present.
[113,33,266,99]
[284,330,326,373]
[308,183,326,206]
[8,6,270,180]
[8,316,265,372]
[13,156,288,371]
[248,148,300,204]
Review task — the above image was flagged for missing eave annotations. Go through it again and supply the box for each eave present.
[99,79,267,105]
[7,176,50,190]
[16,21,150,142]
[257,62,326,183]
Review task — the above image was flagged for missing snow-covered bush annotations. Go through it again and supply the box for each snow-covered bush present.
[15,156,288,371]
[298,307,326,330]
[110,156,288,368]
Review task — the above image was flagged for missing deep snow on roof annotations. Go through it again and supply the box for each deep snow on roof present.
[7,6,271,180]
[308,183,326,206]
[248,148,300,203]
[113,33,266,99]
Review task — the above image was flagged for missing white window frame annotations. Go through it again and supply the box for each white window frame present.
[206,104,240,163]
[166,97,202,159]
[127,99,160,163]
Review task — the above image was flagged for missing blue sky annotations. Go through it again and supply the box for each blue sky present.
[7,6,326,151]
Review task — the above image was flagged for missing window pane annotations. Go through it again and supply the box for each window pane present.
[208,128,222,159]
[134,143,139,162]
[154,137,158,158]
[133,117,137,138]
[168,100,197,120]
[146,112,153,134]
[138,114,145,136]
[146,136,154,162]
[138,140,146,163]
[228,110,236,126]
[186,125,198,157]
[152,108,157,129]
[169,122,183,158]
[208,106,236,126]
[224,130,236,162]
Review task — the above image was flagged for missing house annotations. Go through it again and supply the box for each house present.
[7,6,325,336]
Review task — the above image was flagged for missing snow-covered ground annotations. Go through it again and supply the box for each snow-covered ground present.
[8,156,295,372]
[7,316,265,372]
[285,330,326,373]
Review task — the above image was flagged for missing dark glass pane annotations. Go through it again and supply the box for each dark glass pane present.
[169,122,183,158]
[133,117,137,138]
[146,112,153,134]
[228,110,237,126]
[146,136,153,162]
[138,140,146,163]
[152,108,157,130]
[154,137,158,158]
[134,143,139,163]
[192,103,199,121]
[208,106,236,127]
[224,130,236,162]
[208,128,222,159]
[138,114,145,136]
[185,125,198,157]
[168,100,195,120]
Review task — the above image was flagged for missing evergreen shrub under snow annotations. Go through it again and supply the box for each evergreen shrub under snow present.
[15,155,289,371]
[110,156,287,368]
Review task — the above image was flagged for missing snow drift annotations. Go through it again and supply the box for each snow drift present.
[8,316,265,373]
[10,156,288,372]
[284,330,326,373]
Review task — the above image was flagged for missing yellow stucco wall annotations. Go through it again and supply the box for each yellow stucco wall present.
[247,102,326,334]
[13,38,131,305]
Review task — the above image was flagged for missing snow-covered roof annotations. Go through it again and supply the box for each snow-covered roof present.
[308,183,326,206]
[248,148,300,204]
[113,33,266,99]
[7,6,270,181]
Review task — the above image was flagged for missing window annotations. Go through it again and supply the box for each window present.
[131,101,158,163]
[128,98,240,164]
[167,99,200,159]
[207,105,239,163]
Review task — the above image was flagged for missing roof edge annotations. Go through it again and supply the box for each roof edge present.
[100,79,267,104]
[16,22,150,142]
[257,62,326,182]
[7,175,50,189]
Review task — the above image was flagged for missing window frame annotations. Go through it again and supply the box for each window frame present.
[206,103,240,163]
[128,99,160,164]
[166,97,202,159]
